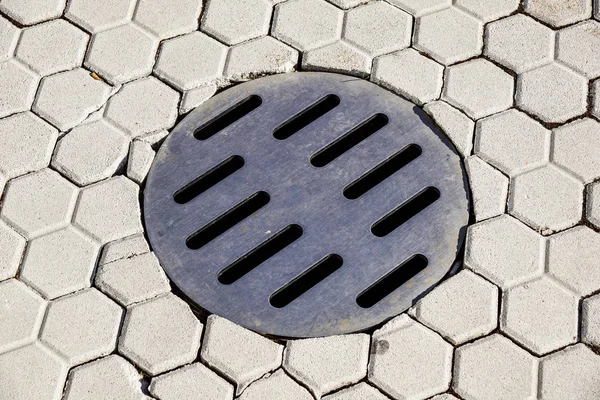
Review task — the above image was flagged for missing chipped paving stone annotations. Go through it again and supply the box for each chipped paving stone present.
[239,369,313,400]
[465,156,509,221]
[149,362,234,400]
[301,40,371,77]
[126,140,156,184]
[423,100,474,157]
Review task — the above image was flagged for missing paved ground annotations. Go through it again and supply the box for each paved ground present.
[1,0,600,399]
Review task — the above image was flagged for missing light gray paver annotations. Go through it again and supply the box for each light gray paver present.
[326,0,368,9]
[430,395,460,400]
[552,118,600,183]
[594,79,600,119]
[557,20,600,79]
[387,0,451,17]
[180,85,217,114]
[423,100,474,157]
[302,41,371,77]
[455,0,519,22]
[201,0,272,46]
[453,334,538,400]
[539,344,600,400]
[442,58,514,119]
[0,0,66,25]
[0,221,25,281]
[524,0,592,28]
[65,0,136,33]
[464,156,509,221]
[583,294,600,347]
[372,48,444,106]
[240,369,313,400]
[135,0,202,40]
[201,315,284,394]
[588,180,600,229]
[0,59,40,118]
[323,383,390,400]
[414,7,483,65]
[501,276,579,355]
[118,293,202,375]
[149,362,234,400]
[137,129,170,147]
[99,233,150,266]
[464,214,544,288]
[127,140,155,184]
[40,288,122,366]
[0,279,46,354]
[508,164,583,233]
[20,226,100,299]
[368,315,453,400]
[0,16,20,62]
[272,0,344,52]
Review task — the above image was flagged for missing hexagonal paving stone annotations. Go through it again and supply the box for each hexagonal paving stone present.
[99,233,150,266]
[443,58,513,119]
[0,0,66,25]
[414,7,483,66]
[105,76,179,137]
[0,342,68,400]
[0,16,20,62]
[0,279,46,354]
[516,62,588,124]
[16,19,89,76]
[20,226,101,299]
[423,100,474,157]
[73,176,143,244]
[65,0,136,33]
[0,220,25,281]
[593,78,600,119]
[126,140,155,184]
[0,59,40,118]
[539,344,600,399]
[201,0,271,45]
[135,0,202,40]
[588,180,600,229]
[387,0,451,17]
[475,109,551,176]
[464,214,544,288]
[508,164,583,233]
[501,276,579,355]
[1,168,78,239]
[85,23,159,85]
[368,315,453,400]
[40,288,122,366]
[464,156,509,221]
[272,0,344,52]
[453,334,538,400]
[455,0,518,22]
[484,14,554,74]
[149,363,234,400]
[119,294,202,375]
[240,369,313,400]
[583,294,600,347]
[32,68,112,131]
[552,118,600,183]
[154,31,228,91]
[557,20,600,79]
[525,0,592,28]
[201,315,283,394]
[343,2,412,57]
[322,383,390,400]
[302,41,371,77]
[0,112,57,180]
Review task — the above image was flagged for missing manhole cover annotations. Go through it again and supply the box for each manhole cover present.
[144,72,470,338]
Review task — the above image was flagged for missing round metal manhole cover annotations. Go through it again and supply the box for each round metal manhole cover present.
[144,72,470,338]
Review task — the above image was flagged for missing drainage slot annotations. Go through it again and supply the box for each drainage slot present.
[371,186,440,237]
[356,254,428,308]
[344,144,422,200]
[194,95,262,140]
[186,191,270,250]
[174,156,245,204]
[270,254,343,308]
[273,95,340,140]
[218,224,303,285]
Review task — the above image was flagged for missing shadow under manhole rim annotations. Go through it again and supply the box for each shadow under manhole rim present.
[143,71,471,338]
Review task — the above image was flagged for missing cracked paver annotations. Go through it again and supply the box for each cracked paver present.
[465,155,509,221]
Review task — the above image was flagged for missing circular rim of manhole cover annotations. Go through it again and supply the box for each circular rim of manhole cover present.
[144,72,470,338]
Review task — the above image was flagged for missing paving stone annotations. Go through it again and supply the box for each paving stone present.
[32,68,112,131]
[588,180,600,229]
[453,334,538,400]
[552,118,600,183]
[201,315,283,394]
[422,101,474,157]
[0,0,66,25]
[240,369,313,400]
[137,129,171,148]
[16,19,89,76]
[372,48,443,106]
[414,7,483,65]
[455,0,518,22]
[105,76,179,137]
[539,343,600,400]
[0,221,25,281]
[525,0,592,28]
[464,156,509,221]
[225,36,298,81]
[387,0,451,17]
[0,59,40,118]
[0,112,57,180]
[557,20,600,79]
[127,140,155,184]
[368,315,453,400]
[429,395,460,400]
[272,0,344,52]
[154,31,228,91]
[464,214,544,288]
[322,383,390,400]
[99,233,150,265]
[508,164,583,233]
[326,0,368,9]
[594,79,600,119]
[0,279,46,354]
[149,362,234,400]
[343,2,411,57]
[64,355,151,400]
[475,109,551,176]
[40,288,122,366]
[0,16,20,62]
[135,0,202,40]
[583,294,600,347]
[20,226,100,299]
[119,293,202,375]
[516,62,588,124]
[442,59,514,119]
[501,276,579,355]
[74,176,143,244]
[65,0,137,33]
[484,14,554,74]
[85,23,159,85]
[180,85,217,114]
[1,168,78,239]
[201,0,272,46]
[302,40,371,77]
[0,342,68,400]
[414,269,499,345]
[52,119,129,186]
